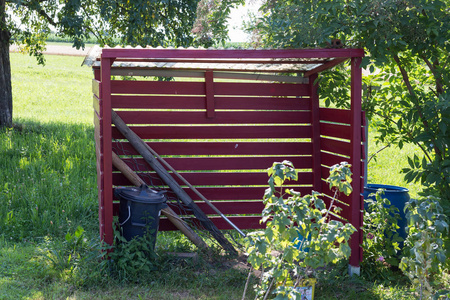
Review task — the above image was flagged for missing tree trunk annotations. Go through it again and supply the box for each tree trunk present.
[0,0,12,128]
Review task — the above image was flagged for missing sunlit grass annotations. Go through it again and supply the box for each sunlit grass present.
[11,53,93,125]
[366,128,424,199]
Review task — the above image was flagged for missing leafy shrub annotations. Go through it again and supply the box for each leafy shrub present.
[41,225,110,285]
[400,197,449,300]
[363,189,404,267]
[244,161,356,299]
[107,223,158,282]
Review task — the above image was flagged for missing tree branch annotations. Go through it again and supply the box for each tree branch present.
[421,55,444,95]
[392,54,442,159]
[79,4,107,45]
[20,1,57,27]
[367,144,390,164]
[372,110,433,163]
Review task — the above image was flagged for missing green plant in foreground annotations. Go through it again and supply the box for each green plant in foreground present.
[107,221,159,283]
[42,226,89,275]
[40,226,110,285]
[243,161,356,299]
[363,190,404,268]
[400,197,449,300]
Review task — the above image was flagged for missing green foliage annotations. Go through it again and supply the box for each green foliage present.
[363,190,403,267]
[244,161,356,299]
[6,0,200,62]
[191,0,245,46]
[326,161,353,196]
[108,221,159,282]
[247,0,450,210]
[40,226,110,285]
[400,197,449,300]
[45,33,99,44]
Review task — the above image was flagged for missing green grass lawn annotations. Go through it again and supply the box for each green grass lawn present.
[366,135,424,199]
[0,52,444,299]
[11,54,94,124]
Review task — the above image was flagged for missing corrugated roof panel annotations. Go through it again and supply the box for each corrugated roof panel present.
[83,45,362,74]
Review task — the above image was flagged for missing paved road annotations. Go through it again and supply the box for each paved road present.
[10,44,92,57]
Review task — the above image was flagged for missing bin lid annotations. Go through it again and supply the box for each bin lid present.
[114,184,167,204]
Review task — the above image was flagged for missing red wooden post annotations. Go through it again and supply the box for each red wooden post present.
[349,57,363,274]
[100,57,113,245]
[309,74,322,192]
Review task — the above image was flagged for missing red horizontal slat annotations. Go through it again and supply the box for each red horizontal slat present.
[216,97,311,110]
[112,95,205,109]
[168,201,265,215]
[158,216,265,231]
[183,186,312,201]
[95,140,102,163]
[119,156,313,171]
[214,82,309,97]
[112,80,205,95]
[319,107,351,124]
[112,185,313,202]
[92,79,101,98]
[321,152,351,168]
[94,115,101,135]
[111,80,308,97]
[112,171,314,186]
[321,165,330,179]
[361,143,366,160]
[112,95,312,110]
[320,138,351,156]
[101,48,365,60]
[112,125,312,139]
[320,123,351,140]
[112,141,313,156]
[93,95,100,114]
[112,58,319,65]
[115,110,311,125]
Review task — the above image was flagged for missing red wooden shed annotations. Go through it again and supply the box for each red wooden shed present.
[90,47,365,269]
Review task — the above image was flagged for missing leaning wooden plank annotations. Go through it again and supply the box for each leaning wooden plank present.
[111,152,208,250]
[111,110,237,254]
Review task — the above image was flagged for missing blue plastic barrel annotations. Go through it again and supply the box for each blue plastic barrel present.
[363,184,410,242]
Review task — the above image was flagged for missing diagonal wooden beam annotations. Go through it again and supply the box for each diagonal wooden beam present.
[304,57,349,77]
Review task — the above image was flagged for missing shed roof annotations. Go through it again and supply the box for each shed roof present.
[84,46,364,77]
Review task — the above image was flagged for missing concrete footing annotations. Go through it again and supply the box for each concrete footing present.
[348,264,361,276]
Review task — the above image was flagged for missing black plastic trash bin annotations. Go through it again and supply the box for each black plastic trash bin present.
[114,185,167,246]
